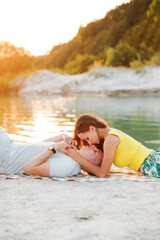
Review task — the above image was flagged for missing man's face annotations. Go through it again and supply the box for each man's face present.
[79,145,103,166]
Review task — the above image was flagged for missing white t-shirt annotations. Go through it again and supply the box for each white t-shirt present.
[48,151,81,177]
[0,133,81,177]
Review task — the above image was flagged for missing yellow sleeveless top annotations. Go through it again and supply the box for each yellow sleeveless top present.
[105,129,153,172]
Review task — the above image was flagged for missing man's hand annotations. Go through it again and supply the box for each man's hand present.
[53,142,72,154]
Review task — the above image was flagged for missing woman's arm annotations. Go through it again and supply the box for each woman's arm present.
[22,142,70,177]
[67,135,120,178]
[42,133,66,142]
[42,133,75,145]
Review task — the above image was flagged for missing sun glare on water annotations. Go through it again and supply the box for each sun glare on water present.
[9,109,74,143]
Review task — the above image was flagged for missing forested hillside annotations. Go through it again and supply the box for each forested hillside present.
[41,0,160,73]
[0,0,160,93]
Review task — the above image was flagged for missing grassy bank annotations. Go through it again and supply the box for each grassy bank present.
[0,69,39,94]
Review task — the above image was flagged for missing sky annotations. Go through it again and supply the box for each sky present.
[0,0,130,56]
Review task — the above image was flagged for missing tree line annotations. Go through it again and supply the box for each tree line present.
[0,0,160,92]
[41,0,160,73]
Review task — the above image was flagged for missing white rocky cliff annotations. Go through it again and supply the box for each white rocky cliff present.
[10,66,160,96]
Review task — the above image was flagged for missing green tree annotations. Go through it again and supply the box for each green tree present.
[0,41,34,76]
[64,54,98,74]
[147,0,160,21]
[105,41,138,67]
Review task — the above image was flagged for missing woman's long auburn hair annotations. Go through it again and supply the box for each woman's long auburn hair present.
[73,114,109,151]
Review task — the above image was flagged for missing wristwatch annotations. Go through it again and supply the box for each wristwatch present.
[48,145,56,154]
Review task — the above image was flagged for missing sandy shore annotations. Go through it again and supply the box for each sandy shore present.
[0,173,160,240]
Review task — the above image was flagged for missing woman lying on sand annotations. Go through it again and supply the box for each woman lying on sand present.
[67,114,160,178]
[0,127,103,178]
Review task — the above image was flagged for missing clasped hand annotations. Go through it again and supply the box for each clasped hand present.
[66,147,82,162]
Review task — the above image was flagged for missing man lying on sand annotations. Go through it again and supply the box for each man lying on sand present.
[0,127,103,178]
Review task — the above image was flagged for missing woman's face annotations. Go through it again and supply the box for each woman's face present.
[78,126,99,145]
[79,145,103,165]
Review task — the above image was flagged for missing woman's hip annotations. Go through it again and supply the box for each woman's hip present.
[140,151,160,178]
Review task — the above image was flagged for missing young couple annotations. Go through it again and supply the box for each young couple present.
[0,114,160,178]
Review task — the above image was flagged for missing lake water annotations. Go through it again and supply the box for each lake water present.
[0,94,160,181]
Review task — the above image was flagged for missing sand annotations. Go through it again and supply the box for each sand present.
[0,173,160,240]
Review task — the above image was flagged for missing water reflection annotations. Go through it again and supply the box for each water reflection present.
[0,95,77,142]
[1,95,160,148]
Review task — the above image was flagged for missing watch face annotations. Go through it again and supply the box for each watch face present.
[48,146,53,151]
[48,145,56,153]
